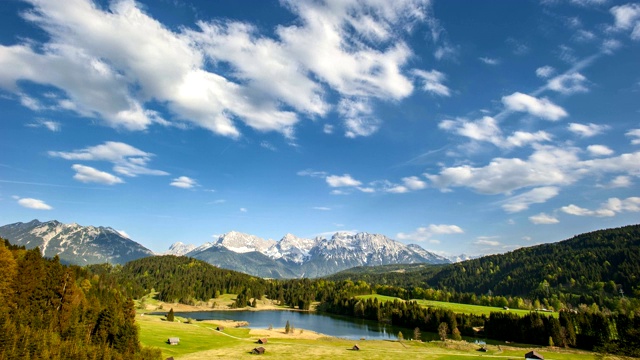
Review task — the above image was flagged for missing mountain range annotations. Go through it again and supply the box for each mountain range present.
[0,220,449,276]
[0,219,154,265]
[173,230,450,278]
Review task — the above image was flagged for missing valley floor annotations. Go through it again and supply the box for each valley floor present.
[137,312,601,360]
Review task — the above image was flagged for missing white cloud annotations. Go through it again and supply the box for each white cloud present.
[49,141,168,177]
[116,230,130,239]
[170,176,197,189]
[587,144,614,156]
[610,3,640,40]
[502,92,568,120]
[608,175,632,188]
[72,164,123,185]
[547,73,589,94]
[401,176,427,190]
[338,98,380,138]
[501,186,560,213]
[561,197,640,217]
[411,69,451,96]
[260,141,277,151]
[568,122,608,137]
[396,224,463,242]
[601,38,622,54]
[240,207,248,213]
[479,57,499,65]
[474,238,500,246]
[17,197,53,210]
[536,66,556,78]
[323,124,334,134]
[426,145,640,196]
[27,119,61,131]
[627,129,640,144]
[297,169,328,178]
[529,213,559,224]
[439,116,551,149]
[313,206,332,211]
[1,0,436,138]
[570,0,608,7]
[326,174,362,187]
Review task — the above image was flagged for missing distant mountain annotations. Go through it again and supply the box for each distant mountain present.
[182,231,449,278]
[447,253,483,263]
[0,219,154,265]
[164,241,196,256]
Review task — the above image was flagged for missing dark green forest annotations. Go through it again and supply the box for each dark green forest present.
[0,239,161,360]
[330,224,640,311]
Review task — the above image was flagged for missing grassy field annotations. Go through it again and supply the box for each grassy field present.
[137,312,595,359]
[357,295,558,318]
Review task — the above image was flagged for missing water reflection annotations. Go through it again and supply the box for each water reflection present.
[172,310,439,341]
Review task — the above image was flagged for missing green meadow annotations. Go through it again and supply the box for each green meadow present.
[357,294,558,318]
[137,312,593,360]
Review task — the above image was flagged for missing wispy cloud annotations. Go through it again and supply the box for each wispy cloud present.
[479,57,500,65]
[397,224,463,242]
[568,122,609,137]
[72,164,123,185]
[529,213,559,224]
[561,197,640,217]
[49,141,168,177]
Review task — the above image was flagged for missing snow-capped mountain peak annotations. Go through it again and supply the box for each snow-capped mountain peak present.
[165,242,196,256]
[0,219,154,265]
[214,231,276,254]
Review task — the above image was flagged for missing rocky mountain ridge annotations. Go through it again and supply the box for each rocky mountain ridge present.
[0,219,154,265]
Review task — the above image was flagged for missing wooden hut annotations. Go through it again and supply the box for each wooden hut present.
[525,350,544,359]
[352,344,360,351]
[216,326,224,331]
[257,338,268,344]
[167,337,180,345]
[252,347,266,355]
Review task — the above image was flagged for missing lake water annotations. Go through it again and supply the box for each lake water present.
[174,310,439,341]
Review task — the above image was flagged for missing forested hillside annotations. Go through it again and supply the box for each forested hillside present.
[429,224,640,298]
[0,239,160,359]
[117,255,269,305]
[329,225,640,301]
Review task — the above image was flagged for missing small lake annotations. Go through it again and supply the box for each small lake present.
[174,310,440,341]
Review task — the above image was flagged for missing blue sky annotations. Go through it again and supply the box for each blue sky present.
[1,0,639,256]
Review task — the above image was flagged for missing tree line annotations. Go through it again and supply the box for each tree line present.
[0,239,161,359]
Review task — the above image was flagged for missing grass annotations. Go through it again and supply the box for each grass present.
[137,312,594,360]
[357,295,559,318]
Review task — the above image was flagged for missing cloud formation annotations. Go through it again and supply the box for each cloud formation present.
[170,176,198,189]
[0,0,439,139]
[502,92,568,121]
[17,197,53,210]
[529,212,559,224]
[49,141,168,177]
[396,224,463,242]
[561,197,640,217]
[72,164,124,185]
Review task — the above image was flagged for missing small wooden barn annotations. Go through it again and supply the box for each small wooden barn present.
[167,337,180,345]
[252,347,266,355]
[352,344,360,351]
[216,326,225,331]
[525,350,544,359]
[257,338,268,344]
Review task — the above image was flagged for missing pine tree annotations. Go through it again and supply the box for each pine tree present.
[438,322,448,341]
[285,320,290,334]
[167,308,175,322]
